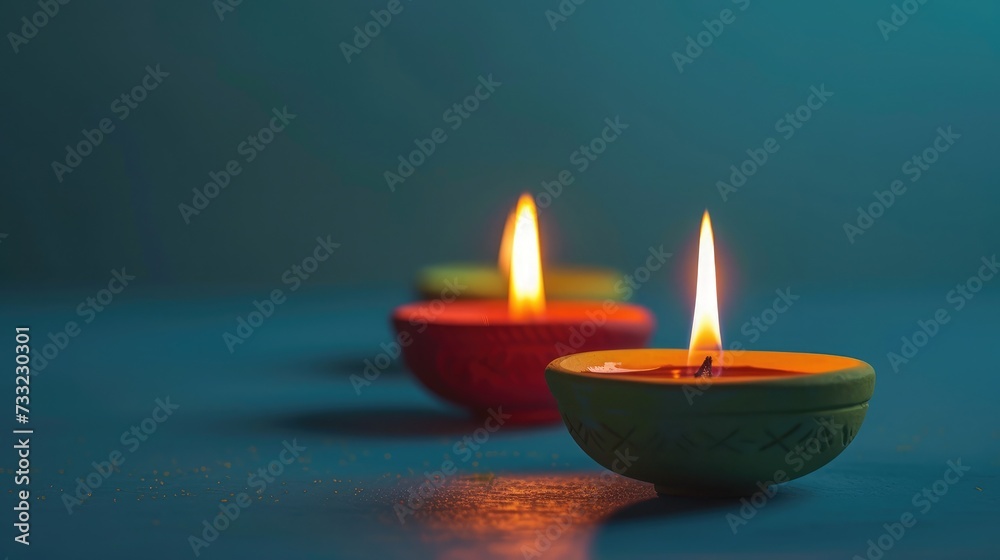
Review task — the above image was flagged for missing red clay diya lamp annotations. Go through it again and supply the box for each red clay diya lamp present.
[416,201,623,301]
[394,194,655,424]
[546,212,876,496]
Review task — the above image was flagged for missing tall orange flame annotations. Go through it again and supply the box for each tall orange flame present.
[508,194,546,319]
[688,211,722,365]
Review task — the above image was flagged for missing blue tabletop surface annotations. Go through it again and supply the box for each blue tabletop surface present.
[2,287,997,560]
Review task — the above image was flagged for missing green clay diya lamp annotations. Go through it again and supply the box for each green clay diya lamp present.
[416,199,623,301]
[545,212,876,496]
[417,264,623,301]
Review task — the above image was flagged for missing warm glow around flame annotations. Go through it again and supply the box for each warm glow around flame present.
[688,211,722,365]
[508,194,546,318]
[497,209,515,276]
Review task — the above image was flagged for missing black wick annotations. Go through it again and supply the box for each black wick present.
[694,356,713,378]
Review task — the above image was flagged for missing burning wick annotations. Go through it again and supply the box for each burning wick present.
[687,211,723,372]
[695,356,713,378]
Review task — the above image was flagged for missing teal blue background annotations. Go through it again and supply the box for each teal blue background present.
[2,3,999,559]
[2,1,997,295]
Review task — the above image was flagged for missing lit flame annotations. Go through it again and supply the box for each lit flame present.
[688,210,722,366]
[508,194,546,319]
[497,209,515,276]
